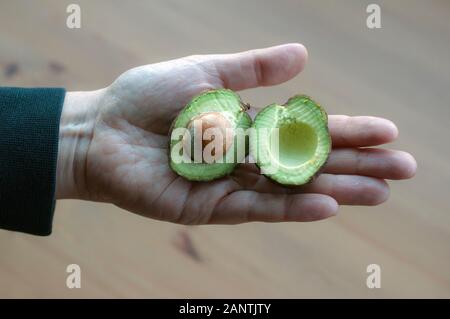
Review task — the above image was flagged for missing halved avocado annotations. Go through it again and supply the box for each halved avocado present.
[250,95,331,186]
[169,89,252,181]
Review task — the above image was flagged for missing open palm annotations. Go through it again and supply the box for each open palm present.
[78,44,416,224]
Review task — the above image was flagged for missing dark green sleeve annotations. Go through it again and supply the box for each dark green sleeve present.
[0,87,66,236]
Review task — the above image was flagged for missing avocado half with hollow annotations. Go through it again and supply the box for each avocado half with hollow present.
[250,95,331,186]
[169,89,252,181]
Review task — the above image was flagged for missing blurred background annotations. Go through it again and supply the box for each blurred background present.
[0,0,449,298]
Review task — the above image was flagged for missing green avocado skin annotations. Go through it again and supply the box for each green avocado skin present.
[169,91,331,185]
[169,89,252,182]
[250,95,331,186]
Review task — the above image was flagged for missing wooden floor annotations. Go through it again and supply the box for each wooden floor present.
[1,0,449,298]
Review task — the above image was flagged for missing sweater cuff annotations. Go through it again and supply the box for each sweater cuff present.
[0,87,66,236]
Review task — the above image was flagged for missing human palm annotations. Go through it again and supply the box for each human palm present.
[73,44,416,224]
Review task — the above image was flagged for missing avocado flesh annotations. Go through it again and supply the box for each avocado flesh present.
[169,89,252,181]
[250,95,331,186]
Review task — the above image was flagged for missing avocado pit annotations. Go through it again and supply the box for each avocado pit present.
[182,111,234,162]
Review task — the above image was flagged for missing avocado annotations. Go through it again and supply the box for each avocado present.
[169,89,252,181]
[250,95,331,186]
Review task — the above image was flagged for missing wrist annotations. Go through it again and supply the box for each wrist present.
[56,89,104,199]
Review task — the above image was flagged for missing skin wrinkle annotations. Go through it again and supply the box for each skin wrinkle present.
[341,115,353,147]
[175,183,204,225]
[100,115,168,149]
[59,91,102,199]
[216,59,239,90]
[93,129,137,204]
[107,80,137,121]
[343,175,361,204]
[79,124,94,200]
[133,163,175,210]
[252,51,265,87]
[355,148,368,175]
[200,181,238,224]
[383,151,398,178]
[150,175,180,221]
[176,181,192,223]
[374,150,398,178]
[348,176,387,205]
[178,184,205,225]
[190,58,224,88]
[210,186,237,224]
[80,136,92,200]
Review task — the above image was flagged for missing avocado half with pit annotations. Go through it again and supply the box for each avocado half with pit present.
[250,95,331,186]
[169,89,252,181]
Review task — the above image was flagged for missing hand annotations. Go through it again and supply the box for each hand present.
[56,44,417,224]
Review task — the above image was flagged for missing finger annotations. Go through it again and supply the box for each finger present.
[324,148,417,179]
[329,115,398,147]
[233,166,390,205]
[210,191,337,224]
[208,43,308,91]
[301,174,390,205]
